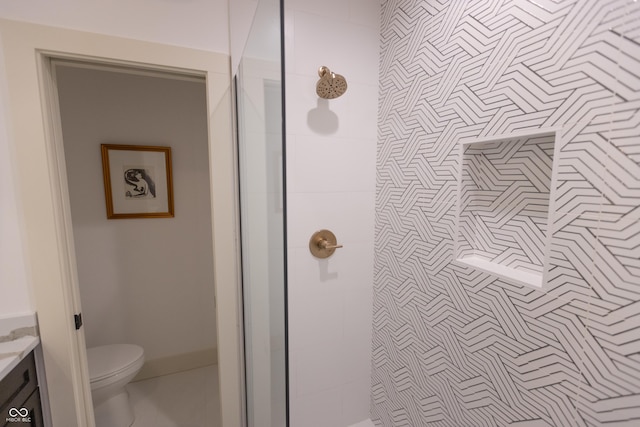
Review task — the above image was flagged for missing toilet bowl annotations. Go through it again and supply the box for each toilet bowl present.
[87,344,145,427]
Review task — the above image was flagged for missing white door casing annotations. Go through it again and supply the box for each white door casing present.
[0,19,243,427]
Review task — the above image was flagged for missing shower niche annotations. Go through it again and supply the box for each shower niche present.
[454,128,560,288]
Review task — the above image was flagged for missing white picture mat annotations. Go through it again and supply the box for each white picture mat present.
[107,149,169,214]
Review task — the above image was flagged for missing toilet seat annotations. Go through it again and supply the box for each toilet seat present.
[87,344,144,383]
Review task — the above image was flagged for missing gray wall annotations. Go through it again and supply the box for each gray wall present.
[57,65,217,364]
[374,0,640,425]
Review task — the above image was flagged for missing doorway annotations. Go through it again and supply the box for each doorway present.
[53,60,219,425]
[0,20,243,427]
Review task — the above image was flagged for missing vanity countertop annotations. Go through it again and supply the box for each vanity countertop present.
[0,312,40,381]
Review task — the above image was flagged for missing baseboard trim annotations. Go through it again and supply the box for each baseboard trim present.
[133,347,217,382]
[348,419,375,427]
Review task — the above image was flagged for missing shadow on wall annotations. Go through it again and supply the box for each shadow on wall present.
[318,258,338,282]
[307,98,338,134]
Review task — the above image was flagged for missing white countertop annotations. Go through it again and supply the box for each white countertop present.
[0,312,40,381]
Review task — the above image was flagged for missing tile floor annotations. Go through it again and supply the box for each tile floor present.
[127,365,220,427]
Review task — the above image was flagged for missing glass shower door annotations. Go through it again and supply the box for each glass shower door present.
[235,0,287,425]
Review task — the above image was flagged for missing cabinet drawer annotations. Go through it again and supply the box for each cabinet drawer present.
[2,388,43,427]
[0,351,38,418]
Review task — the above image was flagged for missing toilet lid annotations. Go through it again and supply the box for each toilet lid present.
[87,344,144,382]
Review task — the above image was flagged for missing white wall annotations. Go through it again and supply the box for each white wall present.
[0,32,31,316]
[0,1,229,319]
[284,0,380,425]
[0,0,229,53]
[230,0,259,74]
[56,65,216,362]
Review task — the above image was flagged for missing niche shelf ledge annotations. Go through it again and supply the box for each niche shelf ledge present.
[455,256,543,288]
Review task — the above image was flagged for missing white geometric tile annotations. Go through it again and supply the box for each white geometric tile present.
[456,133,555,278]
[374,0,640,425]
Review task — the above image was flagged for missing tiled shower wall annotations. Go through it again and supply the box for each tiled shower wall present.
[285,0,379,425]
[373,0,640,426]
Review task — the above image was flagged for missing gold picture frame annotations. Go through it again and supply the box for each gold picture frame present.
[101,144,174,219]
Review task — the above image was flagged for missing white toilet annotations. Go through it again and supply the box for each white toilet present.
[87,344,145,427]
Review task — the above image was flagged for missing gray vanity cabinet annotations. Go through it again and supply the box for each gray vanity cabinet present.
[0,351,43,426]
